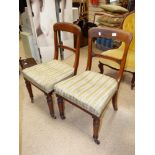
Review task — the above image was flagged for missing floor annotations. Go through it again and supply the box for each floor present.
[19,42,135,155]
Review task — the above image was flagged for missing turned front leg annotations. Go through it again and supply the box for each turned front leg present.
[93,116,100,144]
[57,95,65,119]
[25,79,34,103]
[46,93,56,119]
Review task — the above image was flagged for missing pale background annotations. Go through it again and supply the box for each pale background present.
[30,0,74,62]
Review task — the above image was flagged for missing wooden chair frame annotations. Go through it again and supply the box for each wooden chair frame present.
[56,27,132,144]
[23,22,81,119]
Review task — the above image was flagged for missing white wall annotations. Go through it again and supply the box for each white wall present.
[28,0,74,63]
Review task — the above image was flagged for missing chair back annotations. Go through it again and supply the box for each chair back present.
[122,11,135,51]
[53,22,81,75]
[87,27,132,85]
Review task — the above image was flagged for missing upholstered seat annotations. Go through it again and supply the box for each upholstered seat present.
[23,60,74,93]
[55,71,117,116]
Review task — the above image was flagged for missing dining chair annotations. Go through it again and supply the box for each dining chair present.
[22,22,81,118]
[54,26,132,144]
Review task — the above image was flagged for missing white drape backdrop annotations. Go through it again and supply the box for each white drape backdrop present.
[27,0,73,62]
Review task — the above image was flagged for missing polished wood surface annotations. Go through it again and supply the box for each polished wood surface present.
[57,95,65,120]
[93,116,100,144]
[25,79,34,103]
[53,22,81,75]
[46,92,56,119]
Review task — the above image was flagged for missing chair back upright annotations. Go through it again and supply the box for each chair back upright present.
[119,11,135,52]
[53,22,81,75]
[122,11,135,51]
[87,27,133,86]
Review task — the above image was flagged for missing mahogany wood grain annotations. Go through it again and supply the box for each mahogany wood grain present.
[53,22,81,75]
[93,117,100,144]
[56,95,65,119]
[25,79,34,103]
[46,93,56,119]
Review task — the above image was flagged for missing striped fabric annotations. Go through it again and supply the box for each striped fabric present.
[22,60,74,93]
[54,71,118,117]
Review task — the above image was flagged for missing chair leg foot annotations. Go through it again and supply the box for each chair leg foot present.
[50,113,56,119]
[93,116,100,145]
[60,115,66,120]
[46,93,56,119]
[25,79,34,103]
[112,92,118,111]
[93,137,100,145]
[98,61,104,74]
[57,95,66,120]
[131,72,135,90]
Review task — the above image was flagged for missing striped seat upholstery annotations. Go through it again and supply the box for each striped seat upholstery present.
[22,60,74,93]
[54,71,118,116]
